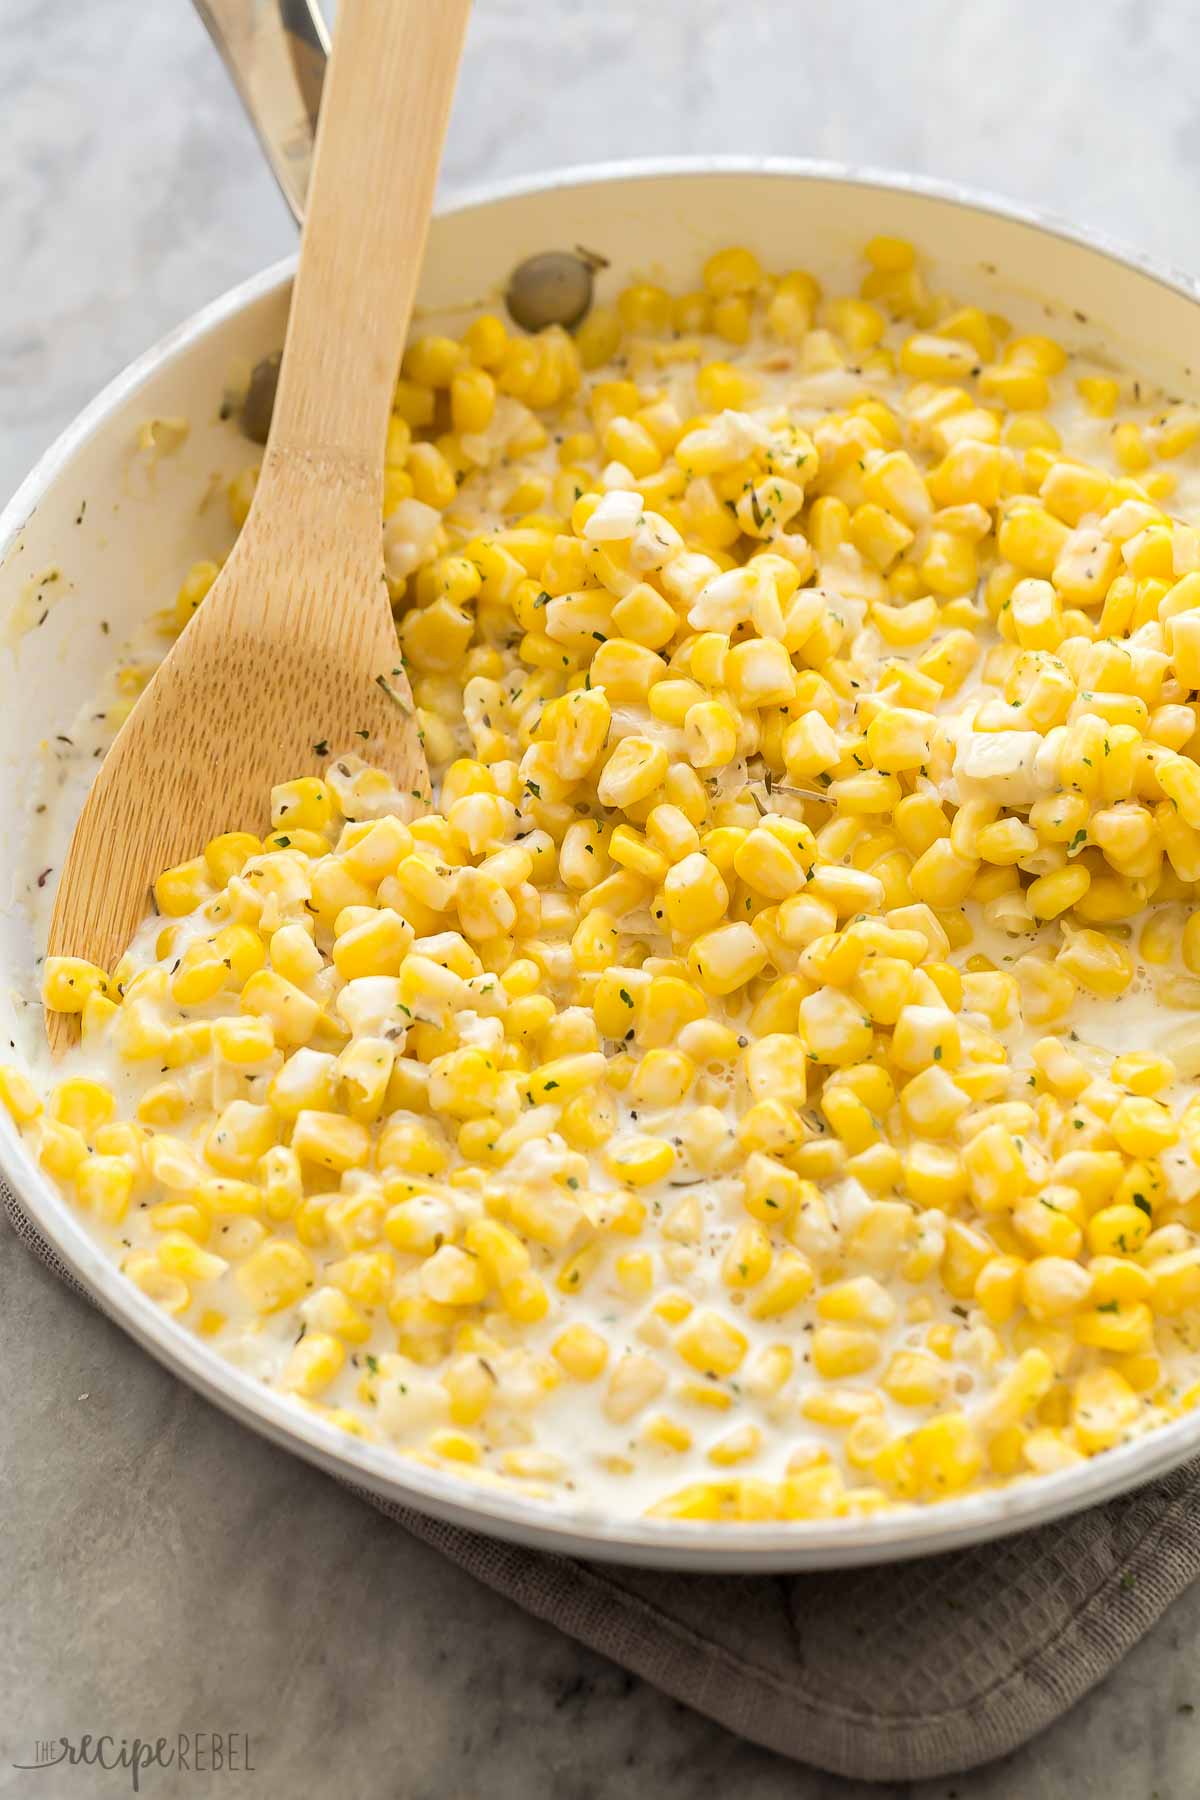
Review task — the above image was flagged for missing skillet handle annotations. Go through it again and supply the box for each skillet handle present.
[192,0,329,225]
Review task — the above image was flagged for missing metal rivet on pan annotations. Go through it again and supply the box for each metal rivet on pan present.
[240,350,282,444]
[505,247,609,333]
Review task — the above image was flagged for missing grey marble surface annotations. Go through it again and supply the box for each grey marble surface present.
[5,1,1200,1794]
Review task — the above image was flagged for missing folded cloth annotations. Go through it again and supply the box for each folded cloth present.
[9,1181,1199,1783]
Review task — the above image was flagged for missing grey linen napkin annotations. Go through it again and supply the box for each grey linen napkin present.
[8,1180,1200,1784]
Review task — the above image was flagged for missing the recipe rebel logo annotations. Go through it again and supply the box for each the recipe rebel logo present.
[11,1732,255,1791]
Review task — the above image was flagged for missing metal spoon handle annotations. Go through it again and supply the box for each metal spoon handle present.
[192,0,328,224]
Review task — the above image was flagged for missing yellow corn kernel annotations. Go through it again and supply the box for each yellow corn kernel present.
[241,969,320,1046]
[124,1252,190,1316]
[1071,1367,1139,1454]
[236,1238,314,1313]
[39,1118,88,1180]
[687,922,768,997]
[980,363,1050,411]
[226,463,259,527]
[905,1412,984,1495]
[291,1109,370,1172]
[818,1274,897,1329]
[899,333,979,381]
[903,1140,968,1209]
[643,1413,694,1455]
[1110,1094,1178,1156]
[213,922,267,984]
[1075,1301,1153,1354]
[1022,1256,1092,1321]
[269,777,332,834]
[417,1244,486,1308]
[630,1047,695,1109]
[571,306,620,369]
[551,1323,609,1381]
[42,957,110,1014]
[743,1250,813,1321]
[721,1220,772,1290]
[1076,375,1119,416]
[1113,422,1151,472]
[704,1423,761,1467]
[284,1332,345,1398]
[170,558,219,631]
[497,1269,549,1325]
[74,1154,134,1223]
[675,1308,748,1377]
[450,363,496,435]
[1055,930,1133,999]
[702,246,762,298]
[332,909,414,981]
[812,1326,880,1379]
[50,1076,114,1137]
[603,1133,676,1187]
[0,1065,42,1125]
[662,852,730,934]
[152,857,211,917]
[798,987,874,1067]
[882,1350,951,1409]
[604,1351,668,1424]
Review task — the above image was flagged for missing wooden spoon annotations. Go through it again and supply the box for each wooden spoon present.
[46,0,470,1052]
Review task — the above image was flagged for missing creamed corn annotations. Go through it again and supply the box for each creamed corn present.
[20,235,1200,1524]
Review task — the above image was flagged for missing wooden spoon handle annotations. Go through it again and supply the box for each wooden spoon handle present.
[265,0,471,477]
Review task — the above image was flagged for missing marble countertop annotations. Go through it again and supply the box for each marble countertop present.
[5,2,1200,1794]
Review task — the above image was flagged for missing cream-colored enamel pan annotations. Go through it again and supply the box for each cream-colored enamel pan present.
[6,119,1200,1575]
